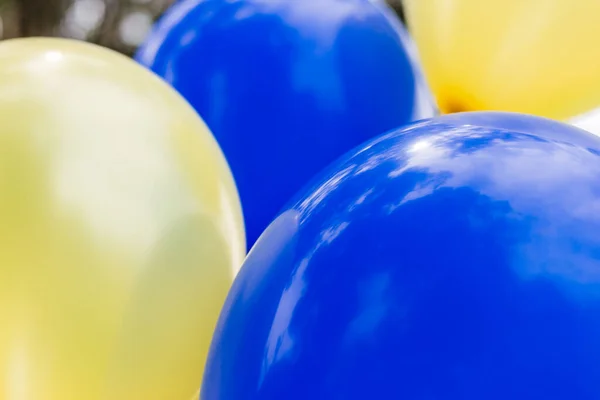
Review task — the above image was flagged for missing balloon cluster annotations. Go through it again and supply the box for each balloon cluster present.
[2,0,600,399]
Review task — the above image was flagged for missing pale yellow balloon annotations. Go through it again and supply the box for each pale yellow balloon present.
[403,0,600,120]
[0,38,245,400]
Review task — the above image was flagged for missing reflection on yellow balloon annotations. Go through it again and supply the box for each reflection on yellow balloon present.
[0,38,245,400]
[403,0,600,121]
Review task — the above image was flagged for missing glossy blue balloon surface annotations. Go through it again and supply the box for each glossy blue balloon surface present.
[201,112,600,400]
[135,0,436,248]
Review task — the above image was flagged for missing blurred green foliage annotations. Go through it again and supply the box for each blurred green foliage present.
[0,0,174,55]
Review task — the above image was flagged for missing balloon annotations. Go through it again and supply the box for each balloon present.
[570,107,600,135]
[403,0,600,122]
[135,0,437,249]
[201,111,600,400]
[0,38,245,400]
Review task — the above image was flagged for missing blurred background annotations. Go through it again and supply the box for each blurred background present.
[0,0,406,56]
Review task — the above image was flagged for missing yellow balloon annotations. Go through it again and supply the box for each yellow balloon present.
[0,38,245,399]
[403,0,600,121]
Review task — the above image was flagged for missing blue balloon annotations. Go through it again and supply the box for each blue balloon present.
[135,0,437,248]
[201,112,600,400]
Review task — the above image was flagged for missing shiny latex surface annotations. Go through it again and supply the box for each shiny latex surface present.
[201,112,600,400]
[0,38,245,400]
[135,0,437,249]
[404,0,600,121]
